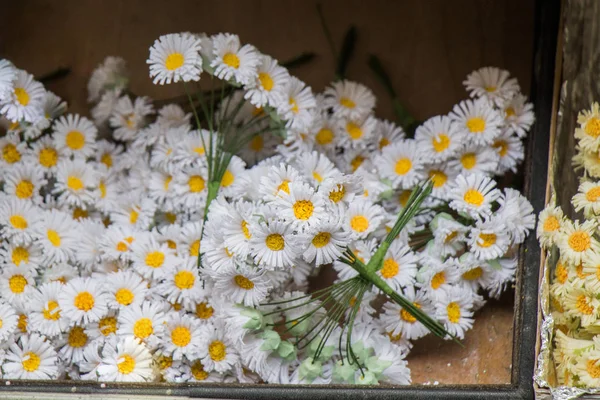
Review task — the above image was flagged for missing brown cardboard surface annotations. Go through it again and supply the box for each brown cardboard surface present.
[0,0,534,385]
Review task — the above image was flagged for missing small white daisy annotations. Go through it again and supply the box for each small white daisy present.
[105,270,148,310]
[0,197,39,245]
[323,80,376,120]
[449,98,503,146]
[29,282,69,338]
[244,55,289,107]
[379,287,435,340]
[160,313,203,360]
[117,302,166,345]
[130,233,179,281]
[148,33,203,85]
[3,163,47,203]
[463,66,520,106]
[198,323,240,373]
[448,173,501,218]
[414,115,465,162]
[3,333,59,380]
[98,336,155,382]
[345,199,385,239]
[211,33,259,85]
[53,158,99,207]
[468,217,511,260]
[377,240,419,292]
[33,209,79,265]
[434,286,475,340]
[249,219,300,269]
[277,77,317,131]
[503,94,534,138]
[274,182,326,229]
[336,115,378,149]
[212,263,271,307]
[376,139,426,189]
[52,114,98,158]
[109,96,154,142]
[58,277,109,325]
[0,69,45,122]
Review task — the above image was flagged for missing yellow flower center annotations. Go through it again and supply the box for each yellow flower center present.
[568,231,591,252]
[248,136,263,152]
[17,314,27,332]
[43,300,61,321]
[541,216,559,233]
[195,302,214,319]
[39,148,58,168]
[16,180,34,199]
[381,259,399,279]
[399,190,411,207]
[21,352,40,372]
[101,153,113,168]
[99,316,117,336]
[293,200,314,220]
[586,187,600,202]
[165,52,185,70]
[66,131,85,150]
[462,267,483,280]
[277,180,290,194]
[576,295,594,315]
[493,140,508,157]
[329,184,346,203]
[115,288,135,305]
[316,128,334,145]
[478,233,497,248]
[133,318,154,339]
[157,355,173,370]
[505,107,516,117]
[145,251,165,268]
[587,359,600,378]
[234,275,255,290]
[395,158,412,175]
[14,88,29,105]
[460,153,476,170]
[221,170,235,187]
[265,233,285,251]
[223,52,240,69]
[2,144,21,163]
[129,210,139,224]
[9,275,27,293]
[47,229,61,247]
[428,170,448,188]
[72,208,89,220]
[189,239,201,257]
[446,302,461,323]
[463,189,484,206]
[117,354,136,375]
[68,326,88,347]
[346,122,363,139]
[340,97,356,108]
[189,175,205,193]
[586,118,600,138]
[241,220,252,239]
[209,340,226,361]
[289,98,299,114]
[9,215,28,230]
[12,247,29,265]
[431,272,446,289]
[74,291,95,311]
[312,232,331,248]
[116,241,128,252]
[99,181,107,199]
[400,303,421,323]
[350,215,369,233]
[67,176,84,191]
[350,156,364,172]
[444,231,458,244]
[555,262,568,284]
[191,361,209,381]
[432,134,450,152]
[379,137,390,149]
[466,117,486,133]
[258,72,274,91]
[171,326,191,347]
[174,271,195,290]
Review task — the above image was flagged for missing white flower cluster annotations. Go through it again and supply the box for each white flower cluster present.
[539,103,600,388]
[0,31,535,385]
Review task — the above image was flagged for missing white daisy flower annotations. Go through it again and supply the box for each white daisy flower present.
[377,240,419,292]
[198,323,240,373]
[212,263,271,307]
[58,277,109,325]
[98,336,155,382]
[0,59,16,100]
[52,114,98,158]
[379,287,434,341]
[91,88,122,125]
[28,135,66,174]
[87,56,128,103]
[53,159,99,207]
[424,163,458,201]
[375,119,405,150]
[174,165,208,209]
[419,255,460,299]
[435,286,475,340]
[219,155,246,197]
[105,270,148,310]
[95,139,125,171]
[448,173,501,218]
[33,209,79,265]
[337,115,378,149]
[503,93,534,138]
[0,197,39,245]
[260,163,304,200]
[449,98,503,146]
[3,163,47,203]
[148,33,203,85]
[0,301,18,341]
[456,253,496,294]
[160,313,203,360]
[324,80,376,120]
[41,262,78,285]
[3,333,59,380]
[211,33,259,85]
[109,96,154,142]
[430,213,468,257]
[181,359,224,383]
[0,133,26,167]
[495,188,535,244]
[450,144,500,176]
[299,215,350,266]
[536,205,564,249]
[463,67,520,106]
[87,311,120,341]
[222,201,255,259]
[557,220,600,265]
[345,199,385,239]
[130,234,179,281]
[414,115,464,163]
[0,69,45,122]
[157,259,205,307]
[111,196,157,230]
[244,55,289,107]
[468,217,511,260]
[0,264,35,303]
[492,130,524,174]
[274,182,326,229]
[98,224,138,262]
[117,302,166,345]
[376,139,426,189]
[0,241,43,270]
[29,282,69,338]
[297,150,339,187]
[277,77,316,130]
[249,219,299,269]
[179,221,203,259]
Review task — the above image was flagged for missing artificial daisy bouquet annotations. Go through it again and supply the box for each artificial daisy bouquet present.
[0,30,536,385]
[537,103,600,389]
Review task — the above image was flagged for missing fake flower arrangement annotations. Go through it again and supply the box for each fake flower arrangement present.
[0,31,535,384]
[538,103,600,388]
